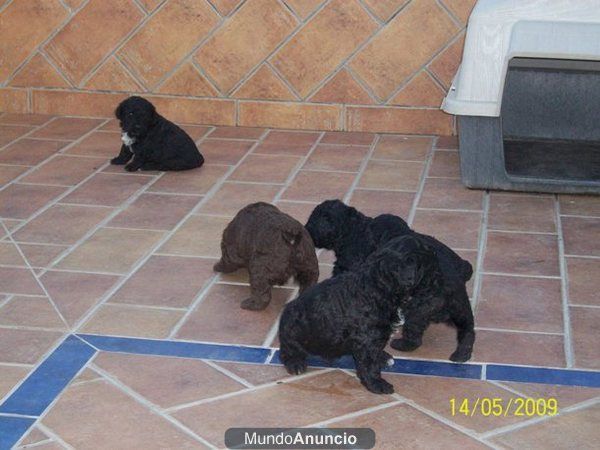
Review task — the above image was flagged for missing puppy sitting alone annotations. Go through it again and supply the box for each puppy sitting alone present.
[214,202,319,311]
[111,96,204,172]
[279,235,443,394]
[305,199,475,362]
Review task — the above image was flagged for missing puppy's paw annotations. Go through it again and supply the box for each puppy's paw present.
[125,163,140,172]
[241,297,269,311]
[364,378,394,395]
[378,351,394,369]
[390,338,420,352]
[449,349,472,363]
[213,261,237,273]
[110,157,128,165]
[284,359,307,376]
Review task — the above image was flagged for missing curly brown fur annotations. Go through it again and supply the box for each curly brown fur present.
[305,199,475,362]
[214,202,319,311]
[111,96,204,172]
[279,235,443,394]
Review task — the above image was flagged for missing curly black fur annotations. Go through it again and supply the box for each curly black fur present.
[279,235,443,394]
[214,202,319,311]
[305,199,475,362]
[111,96,204,172]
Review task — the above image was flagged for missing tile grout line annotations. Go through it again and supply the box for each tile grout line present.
[89,363,218,449]
[307,400,404,427]
[554,196,574,368]
[203,360,255,389]
[481,271,562,280]
[407,137,436,226]
[342,134,380,204]
[165,128,274,340]
[33,424,73,450]
[471,191,490,310]
[261,130,330,348]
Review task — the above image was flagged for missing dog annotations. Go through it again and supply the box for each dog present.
[279,235,443,394]
[305,199,475,362]
[110,96,204,172]
[214,202,319,311]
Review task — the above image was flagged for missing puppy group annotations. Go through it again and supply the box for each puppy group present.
[217,200,475,395]
[110,96,475,395]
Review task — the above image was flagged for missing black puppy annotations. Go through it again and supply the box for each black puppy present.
[111,96,204,172]
[305,199,475,362]
[279,235,443,394]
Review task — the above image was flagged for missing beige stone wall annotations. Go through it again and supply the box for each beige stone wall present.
[0,0,475,133]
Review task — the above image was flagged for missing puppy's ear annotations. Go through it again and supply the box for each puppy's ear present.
[374,251,420,289]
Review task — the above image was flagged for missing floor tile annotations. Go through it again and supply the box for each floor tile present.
[331,403,487,449]
[18,426,51,447]
[263,130,320,145]
[0,242,26,266]
[359,160,424,191]
[0,125,34,147]
[0,296,65,329]
[252,141,315,156]
[41,271,119,327]
[208,126,265,140]
[56,228,164,274]
[214,362,315,386]
[199,182,280,216]
[0,139,67,165]
[0,165,27,185]
[198,139,254,164]
[476,275,563,333]
[570,306,600,370]
[63,131,121,158]
[0,113,53,126]
[159,215,230,257]
[491,403,600,450]
[559,194,600,217]
[21,155,104,186]
[282,170,355,202]
[0,183,65,219]
[179,124,211,141]
[148,164,228,195]
[436,135,459,149]
[42,381,207,449]
[108,193,199,230]
[172,370,391,447]
[303,144,368,172]
[0,267,44,295]
[473,330,565,367]
[109,255,216,308]
[19,244,68,269]
[175,283,293,345]
[349,189,414,218]
[94,352,245,408]
[98,120,120,132]
[229,154,301,183]
[561,217,600,256]
[30,118,103,140]
[566,257,600,306]
[488,194,556,232]
[275,201,317,225]
[0,364,31,399]
[0,328,63,364]
[320,131,374,146]
[81,304,183,338]
[484,232,559,276]
[62,173,153,206]
[14,204,113,245]
[372,135,432,161]
[498,381,600,409]
[429,150,460,178]
[387,322,461,362]
[412,209,481,250]
[419,177,483,211]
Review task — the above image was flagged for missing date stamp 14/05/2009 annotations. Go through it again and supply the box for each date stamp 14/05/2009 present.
[450,397,559,418]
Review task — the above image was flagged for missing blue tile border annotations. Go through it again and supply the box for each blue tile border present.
[1,333,598,449]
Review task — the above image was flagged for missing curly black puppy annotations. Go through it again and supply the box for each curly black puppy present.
[305,199,475,362]
[111,96,204,172]
[279,235,443,394]
[214,202,319,311]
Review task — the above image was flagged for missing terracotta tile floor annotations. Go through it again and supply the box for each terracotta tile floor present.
[1,113,599,448]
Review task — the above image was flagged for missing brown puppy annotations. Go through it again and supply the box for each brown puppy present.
[214,202,319,310]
